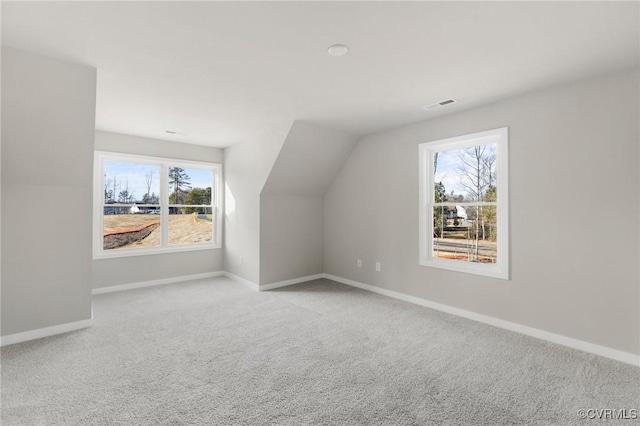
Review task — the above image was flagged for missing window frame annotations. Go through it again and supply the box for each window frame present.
[418,127,509,279]
[93,151,223,259]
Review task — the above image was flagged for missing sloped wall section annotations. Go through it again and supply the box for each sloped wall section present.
[224,124,291,284]
[260,122,357,285]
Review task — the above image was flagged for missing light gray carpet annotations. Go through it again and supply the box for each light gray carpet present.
[2,277,638,425]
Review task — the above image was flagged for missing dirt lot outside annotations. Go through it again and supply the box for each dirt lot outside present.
[104,214,213,249]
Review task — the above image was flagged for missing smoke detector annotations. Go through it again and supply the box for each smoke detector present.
[327,44,348,57]
[422,99,457,110]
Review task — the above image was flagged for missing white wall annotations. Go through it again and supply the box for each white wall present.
[1,48,96,336]
[225,121,356,286]
[324,69,640,355]
[223,125,291,284]
[260,195,324,284]
[92,131,224,289]
[259,122,357,285]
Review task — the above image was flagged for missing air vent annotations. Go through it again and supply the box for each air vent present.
[422,99,457,110]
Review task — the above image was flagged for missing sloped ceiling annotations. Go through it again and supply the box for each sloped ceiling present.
[262,121,357,196]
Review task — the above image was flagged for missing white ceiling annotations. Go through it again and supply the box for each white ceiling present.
[2,2,638,148]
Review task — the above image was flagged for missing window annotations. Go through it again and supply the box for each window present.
[419,127,509,279]
[94,151,222,258]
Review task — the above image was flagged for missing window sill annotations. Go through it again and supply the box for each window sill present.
[93,243,221,260]
[419,258,509,280]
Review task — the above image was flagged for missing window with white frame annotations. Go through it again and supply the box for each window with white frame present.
[419,127,509,279]
[94,151,222,258]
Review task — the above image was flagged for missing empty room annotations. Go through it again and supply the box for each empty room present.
[1,2,639,425]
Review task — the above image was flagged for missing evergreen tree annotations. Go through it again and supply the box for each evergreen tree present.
[168,167,192,205]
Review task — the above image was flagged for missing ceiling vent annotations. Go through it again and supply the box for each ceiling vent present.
[422,99,457,110]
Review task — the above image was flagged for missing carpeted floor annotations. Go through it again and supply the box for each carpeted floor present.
[1,277,638,425]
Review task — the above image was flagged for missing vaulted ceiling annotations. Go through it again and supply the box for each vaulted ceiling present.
[2,2,638,147]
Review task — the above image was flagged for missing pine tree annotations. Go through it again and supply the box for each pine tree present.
[168,167,192,205]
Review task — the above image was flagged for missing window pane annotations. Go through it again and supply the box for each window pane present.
[168,166,213,205]
[433,143,497,203]
[103,208,161,250]
[168,208,214,246]
[104,161,161,204]
[433,205,497,264]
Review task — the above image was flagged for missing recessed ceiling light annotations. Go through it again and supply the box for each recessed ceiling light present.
[327,44,348,57]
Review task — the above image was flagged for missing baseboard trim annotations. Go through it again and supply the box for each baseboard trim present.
[223,272,259,291]
[92,271,225,295]
[1,318,94,347]
[323,273,640,367]
[259,273,325,291]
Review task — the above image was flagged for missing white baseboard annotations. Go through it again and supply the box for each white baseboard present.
[92,271,224,295]
[259,273,325,291]
[223,271,259,291]
[1,318,94,347]
[323,274,640,367]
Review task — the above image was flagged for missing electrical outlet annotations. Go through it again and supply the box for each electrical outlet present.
[375,262,381,272]
[357,259,362,268]
[239,256,243,264]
